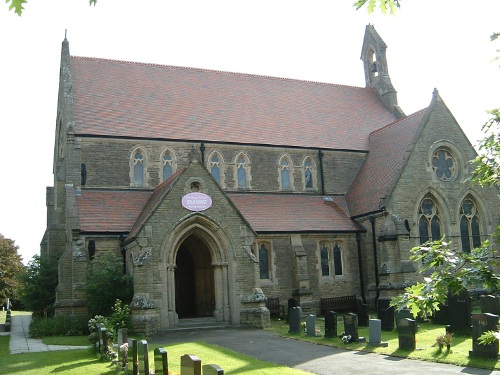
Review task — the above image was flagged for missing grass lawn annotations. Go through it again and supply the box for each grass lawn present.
[266,318,500,370]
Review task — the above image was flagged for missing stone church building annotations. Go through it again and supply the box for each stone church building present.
[42,25,500,334]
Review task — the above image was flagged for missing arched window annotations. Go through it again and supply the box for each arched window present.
[259,243,270,280]
[320,243,329,276]
[418,195,442,244]
[162,150,175,181]
[279,156,293,190]
[460,197,481,253]
[432,148,456,182]
[209,153,223,185]
[333,242,343,276]
[132,149,145,186]
[235,153,250,189]
[303,157,316,190]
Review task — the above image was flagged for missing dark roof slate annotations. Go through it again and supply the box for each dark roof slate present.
[70,56,398,151]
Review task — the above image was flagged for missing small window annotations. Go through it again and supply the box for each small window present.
[88,240,95,260]
[319,241,343,278]
[418,195,442,244]
[259,243,270,280]
[303,157,316,190]
[279,156,293,190]
[133,150,144,186]
[320,243,329,276]
[209,152,224,185]
[162,151,175,181]
[236,155,248,189]
[460,197,481,253]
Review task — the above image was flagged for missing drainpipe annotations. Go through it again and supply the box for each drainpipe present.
[318,149,325,195]
[369,215,380,302]
[200,142,206,164]
[356,233,366,304]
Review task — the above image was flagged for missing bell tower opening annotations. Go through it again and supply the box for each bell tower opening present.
[175,234,215,318]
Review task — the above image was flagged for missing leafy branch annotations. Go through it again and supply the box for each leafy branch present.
[353,0,401,14]
[5,0,96,16]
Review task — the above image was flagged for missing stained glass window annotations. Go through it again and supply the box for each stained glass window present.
[432,149,456,182]
[304,158,313,189]
[418,196,441,244]
[210,155,221,184]
[237,155,247,188]
[320,244,329,276]
[280,159,290,190]
[460,198,481,253]
[162,152,173,181]
[333,243,343,276]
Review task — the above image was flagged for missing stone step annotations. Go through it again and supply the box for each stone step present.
[172,318,239,331]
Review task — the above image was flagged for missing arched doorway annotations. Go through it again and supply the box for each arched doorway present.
[175,234,215,318]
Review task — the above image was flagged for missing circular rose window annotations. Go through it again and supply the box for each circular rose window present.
[432,149,456,182]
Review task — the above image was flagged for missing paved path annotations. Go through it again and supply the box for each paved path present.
[2,315,89,354]
[151,328,500,375]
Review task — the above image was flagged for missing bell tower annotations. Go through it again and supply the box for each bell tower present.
[361,25,404,118]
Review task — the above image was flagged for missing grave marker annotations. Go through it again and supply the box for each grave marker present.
[343,313,365,342]
[480,295,500,316]
[306,314,316,336]
[324,311,337,338]
[368,319,388,347]
[288,306,302,334]
[202,364,224,375]
[139,340,149,375]
[154,347,168,375]
[398,318,416,351]
[180,354,201,375]
[469,313,499,359]
[128,338,139,375]
[377,298,395,331]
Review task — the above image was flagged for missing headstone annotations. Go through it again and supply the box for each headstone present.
[395,308,414,330]
[117,328,128,347]
[287,297,299,320]
[368,319,388,347]
[343,313,365,342]
[398,318,416,351]
[95,324,104,353]
[202,364,224,375]
[377,298,395,331]
[128,338,139,375]
[324,311,337,338]
[306,314,316,336]
[100,327,109,356]
[180,354,201,375]
[446,289,472,335]
[469,313,499,359]
[139,340,149,375]
[288,306,302,334]
[154,347,168,375]
[356,300,369,327]
[480,295,500,316]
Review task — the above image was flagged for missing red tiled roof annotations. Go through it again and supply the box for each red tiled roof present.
[346,109,427,217]
[70,57,398,151]
[228,193,361,232]
[75,189,360,234]
[76,190,152,232]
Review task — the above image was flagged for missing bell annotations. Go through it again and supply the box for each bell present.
[371,62,378,73]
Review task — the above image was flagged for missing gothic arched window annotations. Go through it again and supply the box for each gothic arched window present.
[320,243,329,276]
[319,241,343,278]
[259,243,270,280]
[418,195,442,244]
[209,153,223,185]
[333,242,343,276]
[235,153,250,189]
[132,149,145,186]
[303,157,315,190]
[460,197,481,253]
[279,156,293,190]
[162,150,175,181]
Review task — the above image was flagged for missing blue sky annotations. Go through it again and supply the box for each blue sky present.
[1,0,499,263]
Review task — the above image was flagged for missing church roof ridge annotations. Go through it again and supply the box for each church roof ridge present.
[70,55,365,90]
[370,108,427,136]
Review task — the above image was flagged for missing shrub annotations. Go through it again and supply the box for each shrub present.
[29,315,89,338]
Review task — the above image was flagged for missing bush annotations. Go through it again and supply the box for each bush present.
[29,315,89,338]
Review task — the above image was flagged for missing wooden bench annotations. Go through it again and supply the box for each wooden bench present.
[266,297,285,319]
[320,295,358,316]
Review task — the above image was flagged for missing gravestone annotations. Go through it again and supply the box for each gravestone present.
[395,308,415,330]
[202,364,224,375]
[288,306,302,334]
[154,347,168,375]
[398,318,416,351]
[287,298,299,320]
[357,300,369,327]
[480,295,500,316]
[324,311,337,338]
[446,289,472,335]
[306,314,316,336]
[469,313,499,359]
[139,340,149,375]
[368,319,388,347]
[100,327,109,356]
[117,328,128,347]
[377,298,395,331]
[95,324,104,353]
[128,338,139,375]
[343,313,363,342]
[180,354,201,375]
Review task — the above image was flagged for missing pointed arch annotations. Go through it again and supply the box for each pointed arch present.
[417,192,444,244]
[278,154,294,191]
[459,194,482,253]
[302,156,317,190]
[130,147,148,187]
[161,149,177,181]
[208,151,224,187]
[234,152,251,189]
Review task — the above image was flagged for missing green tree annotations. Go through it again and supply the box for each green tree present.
[353,0,401,14]
[6,0,97,16]
[86,252,133,317]
[0,234,24,307]
[18,254,58,317]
